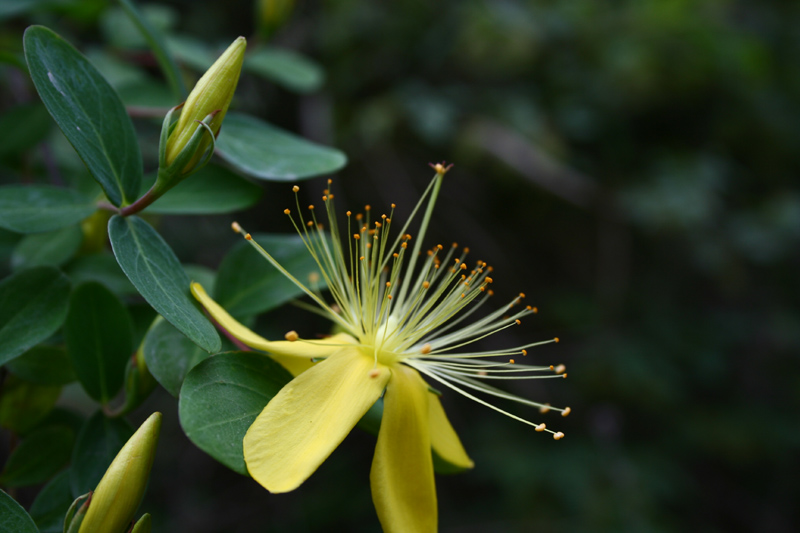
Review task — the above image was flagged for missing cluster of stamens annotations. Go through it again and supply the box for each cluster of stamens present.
[232,165,569,439]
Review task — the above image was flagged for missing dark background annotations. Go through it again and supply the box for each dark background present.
[4,0,800,531]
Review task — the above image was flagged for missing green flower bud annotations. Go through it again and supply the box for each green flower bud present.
[165,37,246,172]
[78,412,162,533]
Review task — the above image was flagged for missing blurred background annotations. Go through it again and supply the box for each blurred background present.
[2,0,800,531]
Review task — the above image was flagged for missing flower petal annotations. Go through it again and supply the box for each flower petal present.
[430,393,474,473]
[190,282,355,374]
[244,347,390,493]
[370,365,437,533]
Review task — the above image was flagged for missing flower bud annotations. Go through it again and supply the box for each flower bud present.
[78,412,162,533]
[165,36,246,172]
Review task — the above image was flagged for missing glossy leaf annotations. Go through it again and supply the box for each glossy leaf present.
[108,215,221,353]
[24,25,142,206]
[142,164,262,215]
[215,233,328,319]
[0,266,70,366]
[216,112,347,181]
[11,224,83,270]
[0,426,74,488]
[0,489,38,533]
[143,317,211,397]
[6,345,76,386]
[179,351,293,475]
[245,46,324,93]
[0,185,96,234]
[65,282,134,403]
[69,411,133,498]
[30,470,73,533]
[0,375,61,434]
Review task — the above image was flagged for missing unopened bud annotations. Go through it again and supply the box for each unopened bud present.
[78,412,162,533]
[164,37,246,172]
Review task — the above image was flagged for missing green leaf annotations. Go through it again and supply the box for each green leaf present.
[142,164,262,215]
[65,253,136,296]
[245,46,324,93]
[0,489,38,533]
[0,185,96,234]
[179,351,292,475]
[0,426,74,488]
[69,411,133,498]
[30,470,73,533]
[6,345,76,386]
[11,224,83,270]
[0,103,52,159]
[0,266,70,366]
[108,215,221,353]
[0,375,61,434]
[143,317,211,397]
[216,113,348,181]
[65,282,133,403]
[24,25,142,207]
[215,233,328,319]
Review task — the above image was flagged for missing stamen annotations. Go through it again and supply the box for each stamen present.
[285,331,299,342]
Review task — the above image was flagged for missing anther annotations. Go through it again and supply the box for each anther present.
[509,359,515,364]
[385,282,391,288]
[231,221,242,233]
[245,233,252,240]
[460,263,467,270]
[422,281,430,289]
[368,369,381,378]
[486,277,494,283]
[391,203,396,209]
[539,404,551,414]
[554,364,566,374]
[515,319,521,325]
[322,195,327,201]
[283,209,291,215]
[292,186,299,192]
[519,292,526,298]
[353,234,360,240]
[535,424,546,432]
[533,307,539,313]
[308,204,314,210]
[420,343,432,354]
[306,221,313,227]
[562,407,571,417]
[346,210,352,216]
[521,349,527,356]
[553,432,564,440]
[562,373,568,378]
[284,331,299,341]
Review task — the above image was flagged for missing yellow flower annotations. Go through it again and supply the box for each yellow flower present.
[191,163,568,532]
